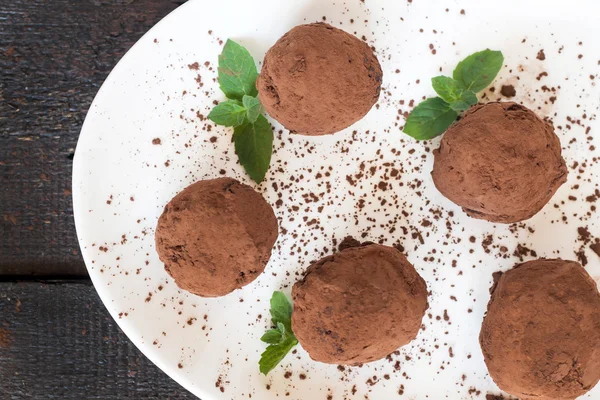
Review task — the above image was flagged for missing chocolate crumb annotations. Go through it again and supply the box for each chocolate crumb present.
[500,85,516,98]
[486,395,507,400]
[536,50,546,61]
[338,236,362,251]
[591,242,600,259]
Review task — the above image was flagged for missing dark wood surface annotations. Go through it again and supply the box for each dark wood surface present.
[0,0,183,278]
[1,1,196,398]
[0,282,193,399]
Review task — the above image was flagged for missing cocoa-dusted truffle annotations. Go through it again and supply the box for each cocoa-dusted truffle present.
[432,102,567,223]
[257,22,382,136]
[480,259,600,399]
[155,178,278,297]
[291,244,428,365]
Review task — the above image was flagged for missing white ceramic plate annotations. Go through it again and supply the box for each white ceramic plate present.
[73,0,600,398]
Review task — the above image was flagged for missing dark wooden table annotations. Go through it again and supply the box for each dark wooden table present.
[1,1,195,397]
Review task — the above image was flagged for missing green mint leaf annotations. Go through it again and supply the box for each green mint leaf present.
[242,95,262,123]
[403,97,458,140]
[261,329,283,344]
[276,322,286,333]
[449,89,478,112]
[207,100,246,127]
[259,292,298,375]
[260,322,288,345]
[431,76,477,113]
[453,49,504,92]
[432,76,478,112]
[269,291,293,331]
[218,39,259,101]
[277,322,288,339]
[431,76,463,103]
[259,336,298,375]
[233,114,273,183]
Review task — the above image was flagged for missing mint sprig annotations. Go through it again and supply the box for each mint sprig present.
[259,291,298,375]
[209,39,273,183]
[404,49,504,140]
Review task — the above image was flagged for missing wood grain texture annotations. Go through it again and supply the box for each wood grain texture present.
[0,282,195,399]
[0,0,184,277]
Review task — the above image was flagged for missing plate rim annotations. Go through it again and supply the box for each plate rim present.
[72,1,208,398]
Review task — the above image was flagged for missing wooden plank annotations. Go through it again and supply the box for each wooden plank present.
[0,282,195,399]
[0,0,184,277]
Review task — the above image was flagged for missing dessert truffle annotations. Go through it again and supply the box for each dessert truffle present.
[155,178,278,297]
[480,259,600,400]
[432,102,567,223]
[257,22,382,136]
[291,243,428,365]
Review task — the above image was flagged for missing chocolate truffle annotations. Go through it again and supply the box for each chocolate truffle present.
[155,178,278,297]
[480,259,600,400]
[257,22,382,136]
[432,102,567,223]
[291,244,428,365]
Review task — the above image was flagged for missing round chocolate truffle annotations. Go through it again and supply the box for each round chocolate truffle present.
[291,244,428,365]
[480,259,600,400]
[257,22,382,136]
[155,178,278,297]
[432,102,567,223]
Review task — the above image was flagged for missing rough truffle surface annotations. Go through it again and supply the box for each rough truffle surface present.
[155,178,278,297]
[480,259,600,400]
[291,244,428,365]
[257,22,382,136]
[432,102,567,223]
